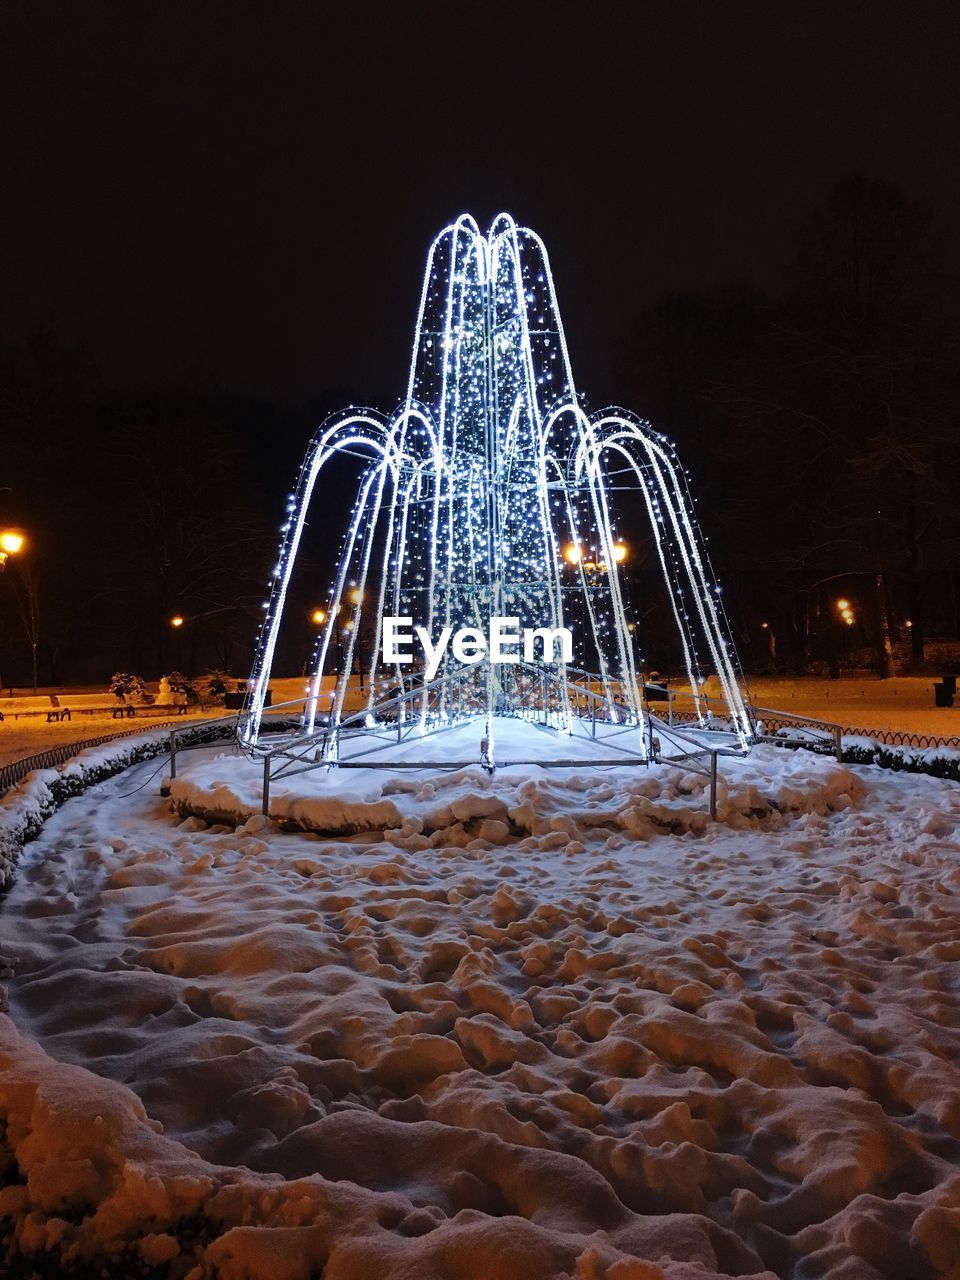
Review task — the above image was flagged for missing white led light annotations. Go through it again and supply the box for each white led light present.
[240,214,753,756]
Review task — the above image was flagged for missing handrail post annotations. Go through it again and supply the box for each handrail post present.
[833,725,842,763]
[262,756,271,816]
[709,751,718,820]
[169,729,178,780]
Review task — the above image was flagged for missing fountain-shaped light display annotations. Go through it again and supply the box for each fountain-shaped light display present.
[240,214,754,766]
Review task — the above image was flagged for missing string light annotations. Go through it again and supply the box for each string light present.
[240,214,753,757]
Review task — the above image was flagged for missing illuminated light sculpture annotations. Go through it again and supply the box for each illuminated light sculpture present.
[240,214,754,767]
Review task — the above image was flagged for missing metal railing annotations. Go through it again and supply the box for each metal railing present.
[748,704,844,762]
[241,667,735,818]
[166,707,304,787]
[744,705,960,760]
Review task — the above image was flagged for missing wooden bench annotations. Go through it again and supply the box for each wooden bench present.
[54,696,192,719]
[0,694,194,723]
[0,695,62,722]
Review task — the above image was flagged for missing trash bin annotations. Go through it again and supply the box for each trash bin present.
[225,689,271,710]
[934,681,955,708]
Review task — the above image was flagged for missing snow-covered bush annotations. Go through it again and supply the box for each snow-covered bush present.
[164,670,197,700]
[772,728,960,784]
[0,724,227,889]
[195,670,233,704]
[109,672,146,703]
[841,738,960,783]
[0,718,300,890]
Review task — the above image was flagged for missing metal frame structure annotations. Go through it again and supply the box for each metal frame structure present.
[237,213,756,772]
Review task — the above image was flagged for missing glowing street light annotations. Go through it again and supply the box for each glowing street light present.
[836,598,856,627]
[348,587,364,606]
[0,529,25,569]
[310,607,327,626]
[170,614,185,628]
[565,541,627,571]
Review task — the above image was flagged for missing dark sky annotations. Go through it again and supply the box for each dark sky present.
[2,1,958,406]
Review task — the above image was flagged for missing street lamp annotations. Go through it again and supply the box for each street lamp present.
[836,598,856,627]
[563,541,628,573]
[310,608,326,626]
[170,614,185,628]
[0,529,28,694]
[0,529,25,570]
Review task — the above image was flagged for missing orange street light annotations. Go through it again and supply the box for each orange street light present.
[563,544,582,565]
[0,529,26,570]
[310,607,327,626]
[612,541,628,563]
[348,587,364,606]
[170,614,185,628]
[0,530,25,556]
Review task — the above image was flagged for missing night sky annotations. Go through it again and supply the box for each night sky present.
[2,1,958,408]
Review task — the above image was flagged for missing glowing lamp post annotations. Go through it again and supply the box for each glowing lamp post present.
[836,598,856,627]
[0,530,28,693]
[0,530,25,570]
[563,540,628,574]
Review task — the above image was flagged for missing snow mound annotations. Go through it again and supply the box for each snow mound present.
[1,730,959,1277]
[170,727,867,842]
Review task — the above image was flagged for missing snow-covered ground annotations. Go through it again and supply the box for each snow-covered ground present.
[1,722,959,1278]
[0,709,225,768]
[742,676,960,739]
[2,675,955,775]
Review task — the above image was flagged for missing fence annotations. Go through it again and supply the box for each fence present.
[752,713,960,753]
[3,703,958,806]
[0,721,185,797]
[667,706,960,753]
